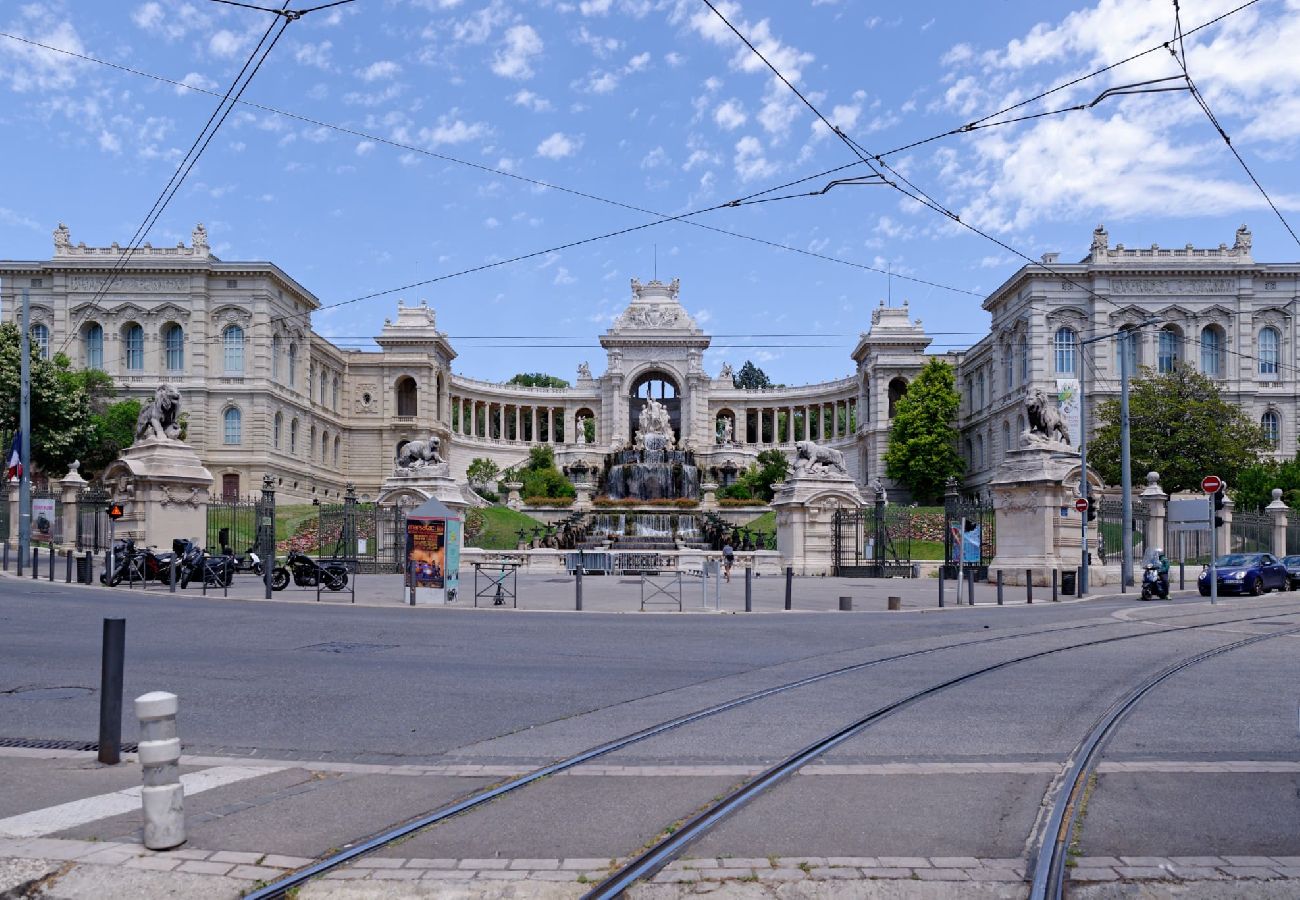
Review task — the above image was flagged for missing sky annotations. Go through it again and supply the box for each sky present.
[2,0,1298,385]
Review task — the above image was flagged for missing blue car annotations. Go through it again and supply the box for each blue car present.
[1197,553,1289,596]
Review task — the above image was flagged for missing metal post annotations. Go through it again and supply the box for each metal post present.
[1179,560,1185,590]
[65,549,72,583]
[1077,567,1084,598]
[84,550,93,584]
[261,474,276,601]
[135,692,185,849]
[1079,341,1090,596]
[744,566,752,612]
[1119,329,1134,590]
[996,569,1004,605]
[2,541,7,570]
[18,289,31,571]
[1052,569,1059,602]
[1209,490,1218,605]
[98,618,125,765]
[575,567,583,611]
[784,566,792,610]
[31,547,38,579]
[16,542,21,577]
[938,565,945,608]
[169,555,177,593]
[714,564,721,611]
[1026,569,1033,604]
[49,545,55,581]
[966,564,974,605]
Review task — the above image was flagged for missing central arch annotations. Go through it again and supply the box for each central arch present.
[628,369,682,442]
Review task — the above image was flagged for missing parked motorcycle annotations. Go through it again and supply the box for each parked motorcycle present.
[101,539,177,586]
[270,551,348,591]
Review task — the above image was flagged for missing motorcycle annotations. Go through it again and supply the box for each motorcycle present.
[101,540,176,586]
[1140,549,1170,601]
[271,551,348,592]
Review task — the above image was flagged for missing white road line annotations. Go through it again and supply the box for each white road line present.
[0,765,283,838]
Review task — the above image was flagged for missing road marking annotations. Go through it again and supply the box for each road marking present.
[0,765,282,838]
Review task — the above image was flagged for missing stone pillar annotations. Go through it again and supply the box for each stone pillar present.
[514,406,521,442]
[1267,488,1289,557]
[772,469,864,575]
[1216,494,1234,558]
[547,407,555,443]
[102,438,214,548]
[504,481,523,511]
[531,407,538,443]
[59,462,88,549]
[1140,471,1167,556]
[700,481,718,510]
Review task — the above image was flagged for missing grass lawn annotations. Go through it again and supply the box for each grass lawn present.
[745,510,775,539]
[469,506,545,550]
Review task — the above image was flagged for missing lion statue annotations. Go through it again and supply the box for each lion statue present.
[396,435,445,470]
[1025,389,1070,445]
[135,384,182,442]
[793,440,848,476]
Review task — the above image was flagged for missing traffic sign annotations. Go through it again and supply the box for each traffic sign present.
[106,503,125,521]
[1201,475,1223,494]
[1074,498,1090,513]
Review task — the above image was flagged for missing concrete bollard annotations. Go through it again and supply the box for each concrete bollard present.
[135,691,185,850]
[887,595,901,611]
[839,596,852,611]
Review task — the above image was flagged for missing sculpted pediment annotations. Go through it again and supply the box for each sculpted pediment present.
[1045,305,1087,325]
[152,302,191,321]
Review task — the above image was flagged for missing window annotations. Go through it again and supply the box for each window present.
[223,324,244,374]
[124,323,144,371]
[976,369,986,408]
[1003,348,1013,391]
[1262,411,1280,448]
[163,323,184,371]
[1200,325,1225,377]
[1017,335,1029,384]
[288,343,298,387]
[290,419,298,454]
[273,412,282,448]
[1260,327,1280,375]
[396,376,418,417]
[976,434,985,469]
[320,372,328,406]
[222,473,240,500]
[223,407,242,445]
[332,375,339,411]
[321,430,329,462]
[1054,327,1076,375]
[1158,327,1180,373]
[1116,326,1139,375]
[84,323,104,370]
[333,435,340,465]
[30,323,49,360]
[965,377,973,411]
[272,335,282,381]
[309,426,316,462]
[1002,421,1011,456]
[307,365,313,399]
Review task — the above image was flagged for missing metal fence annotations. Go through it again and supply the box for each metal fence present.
[943,490,994,578]
[1096,498,1148,567]
[76,487,111,550]
[1229,510,1272,555]
[832,505,918,577]
[320,501,406,573]
[207,496,273,555]
[1288,512,1300,556]
[0,479,8,541]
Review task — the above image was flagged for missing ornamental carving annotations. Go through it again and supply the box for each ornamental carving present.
[1109,278,1235,295]
[159,485,207,508]
[68,275,190,293]
[620,305,682,328]
[212,306,252,327]
[994,487,1041,512]
[355,384,378,413]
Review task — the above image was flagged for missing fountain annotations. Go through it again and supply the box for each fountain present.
[603,396,700,501]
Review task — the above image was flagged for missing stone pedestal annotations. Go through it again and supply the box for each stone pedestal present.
[700,481,718,511]
[771,473,865,576]
[101,438,214,548]
[503,481,523,510]
[1267,489,1289,557]
[58,462,88,550]
[377,464,467,519]
[988,445,1105,586]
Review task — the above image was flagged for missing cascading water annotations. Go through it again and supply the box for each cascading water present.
[603,433,700,501]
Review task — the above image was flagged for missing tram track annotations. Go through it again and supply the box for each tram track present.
[246,599,1300,899]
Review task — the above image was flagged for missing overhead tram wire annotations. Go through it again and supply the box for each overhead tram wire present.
[55,4,303,356]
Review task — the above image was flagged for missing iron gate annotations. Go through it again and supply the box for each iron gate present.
[320,501,406,573]
[207,496,274,555]
[76,487,111,550]
[943,483,993,578]
[832,504,916,577]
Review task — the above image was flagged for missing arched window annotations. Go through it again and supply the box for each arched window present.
[1054,327,1076,375]
[272,335,282,382]
[162,323,184,371]
[1016,414,1026,437]
[1116,325,1139,375]
[396,376,418,417]
[333,435,340,465]
[123,323,144,371]
[964,376,973,411]
[1002,420,1011,456]
[288,343,298,387]
[976,369,986,407]
[223,324,244,374]
[1200,325,1225,377]
[1017,335,1029,384]
[1260,326,1280,375]
[320,371,328,406]
[332,375,339,411]
[1003,347,1013,391]
[321,430,329,462]
[888,377,908,418]
[84,323,104,370]
[223,407,242,445]
[965,438,974,466]
[309,425,316,460]
[1262,410,1280,448]
[273,412,282,448]
[1158,327,1181,373]
[290,418,298,454]
[30,323,49,360]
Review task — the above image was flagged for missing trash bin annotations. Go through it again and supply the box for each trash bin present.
[1061,570,1076,596]
[76,553,93,585]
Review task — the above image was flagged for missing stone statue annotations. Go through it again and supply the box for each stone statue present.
[575,416,587,444]
[135,384,183,442]
[577,361,592,379]
[396,435,445,470]
[53,223,71,251]
[793,440,848,476]
[718,417,733,446]
[1025,389,1070,445]
[871,477,887,502]
[1091,224,1108,257]
[1234,224,1252,253]
[635,396,675,448]
[192,223,209,254]
[719,362,734,381]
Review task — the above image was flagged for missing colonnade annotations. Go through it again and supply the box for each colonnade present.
[448,395,567,444]
[720,398,858,445]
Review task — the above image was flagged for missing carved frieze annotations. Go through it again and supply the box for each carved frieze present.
[1109,278,1236,295]
[69,275,191,293]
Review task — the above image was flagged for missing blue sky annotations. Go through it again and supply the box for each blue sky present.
[2,0,1297,384]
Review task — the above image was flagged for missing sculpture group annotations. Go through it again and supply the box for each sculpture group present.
[135,384,183,442]
[634,397,675,449]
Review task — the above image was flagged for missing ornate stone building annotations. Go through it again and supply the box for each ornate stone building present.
[1,223,1291,502]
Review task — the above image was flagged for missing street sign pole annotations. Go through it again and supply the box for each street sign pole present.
[18,288,31,569]
[1119,330,1133,589]
[1078,352,1089,595]
[1202,475,1222,606]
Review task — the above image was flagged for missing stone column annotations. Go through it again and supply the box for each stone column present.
[547,407,555,443]
[530,407,537,443]
[514,406,521,442]
[1267,488,1289,557]
[1140,471,1167,556]
[59,462,88,549]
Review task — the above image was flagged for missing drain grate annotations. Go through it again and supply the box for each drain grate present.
[299,641,397,654]
[0,737,139,753]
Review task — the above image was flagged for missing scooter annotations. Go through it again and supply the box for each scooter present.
[1140,563,1169,600]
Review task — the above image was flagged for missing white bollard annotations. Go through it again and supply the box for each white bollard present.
[135,691,185,850]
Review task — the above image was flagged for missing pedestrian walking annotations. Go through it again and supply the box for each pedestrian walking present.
[722,542,734,583]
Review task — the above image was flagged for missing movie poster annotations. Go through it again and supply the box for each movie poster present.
[406,520,446,589]
[32,497,55,542]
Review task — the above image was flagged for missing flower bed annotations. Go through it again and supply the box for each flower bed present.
[525,496,574,507]
[718,498,767,508]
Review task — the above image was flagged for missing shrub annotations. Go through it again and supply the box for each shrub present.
[524,496,574,507]
[464,508,486,540]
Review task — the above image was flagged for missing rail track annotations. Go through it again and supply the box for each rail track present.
[247,599,1300,899]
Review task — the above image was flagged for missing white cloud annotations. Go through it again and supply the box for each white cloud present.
[452,2,510,44]
[131,2,211,41]
[357,60,400,82]
[664,51,685,67]
[0,20,88,92]
[355,141,376,155]
[574,26,621,58]
[175,71,216,95]
[484,217,500,228]
[409,111,491,147]
[713,98,747,130]
[98,130,122,154]
[492,24,543,79]
[579,0,612,13]
[294,41,333,70]
[537,131,582,159]
[734,135,776,181]
[641,146,669,169]
[626,51,651,72]
[512,89,553,112]
[209,30,247,59]
[579,70,620,94]
[554,266,576,285]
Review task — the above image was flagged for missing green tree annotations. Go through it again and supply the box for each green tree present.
[1090,365,1268,495]
[465,457,501,488]
[515,445,576,499]
[582,417,596,444]
[0,323,97,478]
[81,399,141,478]
[884,358,963,503]
[508,372,570,389]
[732,360,772,390]
[717,449,790,502]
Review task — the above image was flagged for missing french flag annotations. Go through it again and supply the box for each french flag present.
[6,432,20,481]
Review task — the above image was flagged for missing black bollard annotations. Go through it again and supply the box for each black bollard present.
[996,569,1004,606]
[839,596,852,611]
[1077,566,1085,598]
[2,541,7,571]
[575,567,583,611]
[103,549,110,585]
[784,566,792,610]
[1026,569,1033,604]
[32,547,39,579]
[98,618,126,765]
[65,549,73,583]
[1179,561,1185,590]
[83,551,93,585]
[967,566,975,606]
[938,566,945,608]
[744,567,752,612]
[1052,569,1059,603]
[49,547,55,581]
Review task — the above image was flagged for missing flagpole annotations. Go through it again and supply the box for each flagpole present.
[18,288,31,564]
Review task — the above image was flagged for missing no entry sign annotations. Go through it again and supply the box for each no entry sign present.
[1201,475,1223,494]
[1074,498,1090,513]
